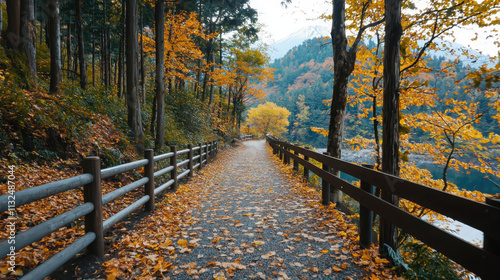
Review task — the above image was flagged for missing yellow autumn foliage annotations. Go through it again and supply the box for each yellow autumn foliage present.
[246,102,290,137]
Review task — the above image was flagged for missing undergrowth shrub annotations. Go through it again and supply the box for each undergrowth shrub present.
[387,241,464,280]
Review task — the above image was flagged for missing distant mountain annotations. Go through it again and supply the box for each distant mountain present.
[422,38,496,68]
[267,25,496,68]
[268,25,331,61]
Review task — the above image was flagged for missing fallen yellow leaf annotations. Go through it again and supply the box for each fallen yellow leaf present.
[375,257,391,264]
[332,265,342,272]
[252,240,265,247]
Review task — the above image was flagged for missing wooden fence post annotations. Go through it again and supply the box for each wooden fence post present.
[283,146,287,164]
[144,149,155,212]
[279,144,283,161]
[484,197,500,255]
[170,146,178,191]
[285,146,290,165]
[188,144,193,177]
[303,147,310,180]
[198,142,203,170]
[210,141,214,157]
[83,157,104,259]
[205,142,209,164]
[209,141,213,159]
[293,150,299,171]
[359,167,375,248]
[322,152,330,206]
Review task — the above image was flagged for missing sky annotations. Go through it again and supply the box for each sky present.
[249,0,499,57]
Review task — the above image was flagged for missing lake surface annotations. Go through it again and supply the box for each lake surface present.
[318,148,500,195]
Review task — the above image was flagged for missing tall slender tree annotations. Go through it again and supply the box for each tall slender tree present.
[380,0,402,255]
[20,0,36,84]
[48,0,61,94]
[140,4,145,103]
[75,0,86,89]
[5,0,20,49]
[126,0,144,150]
[66,11,72,79]
[1,0,3,32]
[154,0,165,150]
[327,0,384,203]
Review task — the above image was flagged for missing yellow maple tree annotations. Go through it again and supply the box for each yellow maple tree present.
[246,102,290,137]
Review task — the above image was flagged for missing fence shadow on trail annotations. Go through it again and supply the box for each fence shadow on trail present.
[267,135,500,280]
[0,140,219,280]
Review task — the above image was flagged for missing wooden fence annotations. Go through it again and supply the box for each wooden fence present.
[267,136,500,280]
[0,140,218,280]
[240,134,253,141]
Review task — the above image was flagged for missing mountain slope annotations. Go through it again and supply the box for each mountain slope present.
[268,25,331,61]
[268,25,496,68]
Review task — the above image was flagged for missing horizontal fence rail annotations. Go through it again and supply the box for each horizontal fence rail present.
[240,134,253,141]
[0,140,219,280]
[266,136,500,280]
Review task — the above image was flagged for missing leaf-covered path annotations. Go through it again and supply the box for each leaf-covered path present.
[88,140,397,280]
[161,140,395,279]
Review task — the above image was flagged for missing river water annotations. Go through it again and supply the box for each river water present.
[318,148,489,265]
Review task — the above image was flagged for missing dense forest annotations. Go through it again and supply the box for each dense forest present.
[0,0,271,166]
[1,0,500,279]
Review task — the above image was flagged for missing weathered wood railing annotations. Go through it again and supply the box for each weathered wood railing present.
[267,136,500,279]
[0,140,218,280]
[240,134,253,141]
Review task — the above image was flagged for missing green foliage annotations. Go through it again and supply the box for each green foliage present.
[393,242,463,280]
[0,41,129,163]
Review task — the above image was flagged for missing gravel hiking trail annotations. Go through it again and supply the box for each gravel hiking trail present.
[167,140,396,280]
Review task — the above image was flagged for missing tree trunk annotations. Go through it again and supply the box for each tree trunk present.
[140,5,145,103]
[195,58,201,98]
[118,34,124,95]
[373,95,381,167]
[91,6,95,86]
[102,0,108,86]
[5,0,20,49]
[67,13,72,80]
[100,33,103,82]
[20,0,37,84]
[227,86,232,113]
[202,34,213,102]
[48,0,61,94]
[327,0,352,204]
[39,16,43,46]
[117,0,125,97]
[75,0,86,89]
[1,0,3,32]
[209,53,215,105]
[126,0,144,151]
[154,0,165,150]
[380,0,402,256]
[114,57,117,85]
[106,29,111,86]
